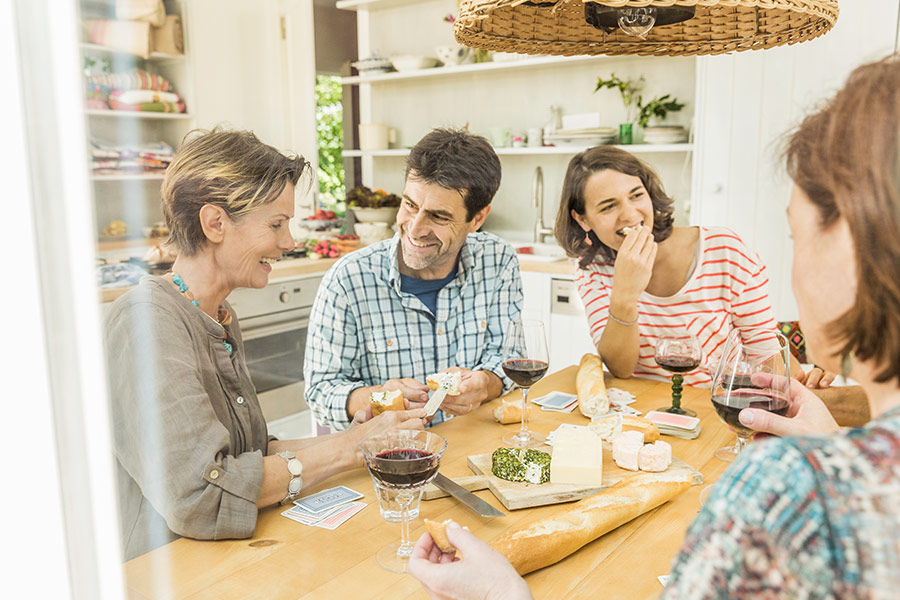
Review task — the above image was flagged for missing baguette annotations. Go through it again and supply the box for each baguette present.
[370,389,404,416]
[576,354,610,418]
[621,416,660,443]
[491,471,692,575]
[424,518,469,558]
[492,398,532,424]
[426,371,462,395]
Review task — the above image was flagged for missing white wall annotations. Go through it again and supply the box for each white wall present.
[692,1,900,321]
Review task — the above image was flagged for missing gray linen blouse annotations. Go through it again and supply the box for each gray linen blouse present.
[105,276,269,561]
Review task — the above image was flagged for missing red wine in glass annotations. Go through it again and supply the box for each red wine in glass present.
[657,356,700,374]
[654,332,702,416]
[711,391,789,437]
[502,359,549,387]
[369,449,440,487]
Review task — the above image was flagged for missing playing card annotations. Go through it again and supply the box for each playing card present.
[531,391,577,409]
[281,502,347,525]
[644,411,700,430]
[293,486,364,514]
[607,387,636,405]
[313,501,367,530]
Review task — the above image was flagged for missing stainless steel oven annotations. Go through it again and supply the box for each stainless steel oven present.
[226,274,322,432]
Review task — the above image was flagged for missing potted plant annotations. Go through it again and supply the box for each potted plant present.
[346,185,402,223]
[595,73,685,144]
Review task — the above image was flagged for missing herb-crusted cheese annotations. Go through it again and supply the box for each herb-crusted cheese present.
[491,448,551,484]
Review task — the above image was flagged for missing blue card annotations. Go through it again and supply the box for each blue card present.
[293,486,363,514]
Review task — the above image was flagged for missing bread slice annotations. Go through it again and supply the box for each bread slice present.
[370,389,404,416]
[492,397,532,424]
[576,354,610,418]
[426,371,462,395]
[424,518,467,557]
[621,416,660,443]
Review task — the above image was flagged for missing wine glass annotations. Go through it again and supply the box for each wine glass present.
[501,319,550,448]
[654,330,702,416]
[359,430,447,573]
[710,328,791,462]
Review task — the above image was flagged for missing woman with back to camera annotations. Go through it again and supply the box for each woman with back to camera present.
[105,128,425,561]
[408,55,900,598]
[554,145,833,388]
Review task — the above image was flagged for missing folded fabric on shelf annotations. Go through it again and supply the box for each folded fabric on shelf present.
[150,15,184,54]
[110,88,180,104]
[86,68,174,94]
[84,19,151,58]
[114,0,165,26]
[108,97,185,112]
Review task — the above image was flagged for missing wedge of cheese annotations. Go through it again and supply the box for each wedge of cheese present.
[550,427,603,485]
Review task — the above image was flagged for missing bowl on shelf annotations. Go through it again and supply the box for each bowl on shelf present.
[435,45,473,66]
[354,222,394,245]
[351,206,399,223]
[389,55,439,72]
[351,56,394,76]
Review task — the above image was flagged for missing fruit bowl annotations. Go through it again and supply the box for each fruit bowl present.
[352,206,399,223]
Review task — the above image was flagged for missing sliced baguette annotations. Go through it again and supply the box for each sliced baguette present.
[424,518,467,557]
[370,389,404,416]
[492,397,532,424]
[491,471,692,575]
[576,354,610,418]
[621,416,660,443]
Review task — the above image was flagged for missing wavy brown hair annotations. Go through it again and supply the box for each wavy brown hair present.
[162,128,310,256]
[784,55,900,385]
[554,146,675,268]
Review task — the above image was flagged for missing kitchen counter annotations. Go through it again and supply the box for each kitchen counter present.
[98,254,574,303]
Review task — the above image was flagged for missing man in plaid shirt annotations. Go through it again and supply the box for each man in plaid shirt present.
[304,128,524,430]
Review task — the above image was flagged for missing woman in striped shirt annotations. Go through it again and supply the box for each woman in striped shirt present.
[553,146,832,388]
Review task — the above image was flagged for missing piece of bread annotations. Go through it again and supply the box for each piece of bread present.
[424,518,467,557]
[426,371,462,395]
[492,398,532,424]
[621,416,660,443]
[370,389,404,416]
[576,354,610,418]
[491,471,692,575]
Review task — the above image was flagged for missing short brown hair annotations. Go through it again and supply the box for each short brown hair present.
[555,146,675,268]
[785,55,900,385]
[405,128,501,221]
[161,128,310,256]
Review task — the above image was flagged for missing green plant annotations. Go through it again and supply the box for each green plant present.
[315,75,345,212]
[595,73,684,127]
[346,185,401,209]
[637,94,685,128]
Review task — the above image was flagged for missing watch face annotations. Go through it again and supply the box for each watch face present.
[288,477,303,494]
[288,459,303,476]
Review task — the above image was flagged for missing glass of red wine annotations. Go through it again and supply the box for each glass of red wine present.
[501,319,549,448]
[654,330,702,416]
[710,328,791,461]
[359,430,447,573]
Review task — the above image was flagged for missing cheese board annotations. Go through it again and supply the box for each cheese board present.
[466,447,702,510]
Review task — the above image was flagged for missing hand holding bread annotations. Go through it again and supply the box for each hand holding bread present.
[576,354,610,418]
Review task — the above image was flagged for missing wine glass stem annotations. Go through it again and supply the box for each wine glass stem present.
[519,387,530,434]
[735,434,749,454]
[397,491,414,557]
[671,374,684,409]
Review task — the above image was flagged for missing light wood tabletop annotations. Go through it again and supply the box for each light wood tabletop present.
[122,366,737,600]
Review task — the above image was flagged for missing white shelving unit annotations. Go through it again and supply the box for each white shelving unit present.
[335,0,423,10]
[82,0,193,254]
[344,143,693,158]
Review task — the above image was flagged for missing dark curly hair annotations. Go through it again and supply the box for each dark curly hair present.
[554,146,675,269]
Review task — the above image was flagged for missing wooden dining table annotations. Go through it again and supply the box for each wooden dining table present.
[123,366,738,600]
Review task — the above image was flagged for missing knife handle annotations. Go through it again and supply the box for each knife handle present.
[422,475,489,500]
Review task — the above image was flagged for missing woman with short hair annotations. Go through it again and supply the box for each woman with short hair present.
[106,128,425,560]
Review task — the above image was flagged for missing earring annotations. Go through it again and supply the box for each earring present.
[841,349,854,379]
[584,232,593,246]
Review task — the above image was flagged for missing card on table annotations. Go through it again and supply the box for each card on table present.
[531,391,577,409]
[282,501,367,529]
[644,411,701,430]
[293,485,364,514]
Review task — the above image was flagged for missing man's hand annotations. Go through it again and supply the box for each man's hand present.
[738,373,840,438]
[383,377,430,408]
[407,521,533,600]
[439,368,502,416]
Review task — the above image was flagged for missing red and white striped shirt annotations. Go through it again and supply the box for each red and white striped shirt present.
[574,226,778,387]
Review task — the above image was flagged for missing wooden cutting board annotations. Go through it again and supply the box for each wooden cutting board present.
[466,447,702,510]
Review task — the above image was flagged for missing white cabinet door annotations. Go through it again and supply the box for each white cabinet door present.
[520,270,550,325]
[547,276,597,373]
[692,0,899,321]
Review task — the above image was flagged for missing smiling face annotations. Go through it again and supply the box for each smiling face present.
[787,184,857,371]
[571,169,654,251]
[222,182,296,289]
[396,175,489,279]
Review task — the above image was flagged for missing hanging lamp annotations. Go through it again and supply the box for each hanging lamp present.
[453,0,839,57]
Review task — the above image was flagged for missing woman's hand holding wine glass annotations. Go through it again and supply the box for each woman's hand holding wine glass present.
[737,372,839,438]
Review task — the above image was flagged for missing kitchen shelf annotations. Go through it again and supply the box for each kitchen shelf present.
[341,55,608,85]
[85,109,193,120]
[344,144,694,158]
[91,173,166,181]
[336,0,424,11]
[96,237,155,251]
[80,43,186,62]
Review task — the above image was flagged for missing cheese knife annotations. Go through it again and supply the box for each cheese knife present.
[424,379,451,417]
[431,472,506,517]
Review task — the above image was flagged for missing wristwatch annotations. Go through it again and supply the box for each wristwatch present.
[276,450,303,505]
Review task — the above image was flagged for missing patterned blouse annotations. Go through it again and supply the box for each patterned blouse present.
[663,406,900,599]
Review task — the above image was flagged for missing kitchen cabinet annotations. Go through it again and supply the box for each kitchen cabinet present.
[337,0,698,242]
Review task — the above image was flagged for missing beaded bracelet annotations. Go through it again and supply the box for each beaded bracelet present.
[608,311,638,326]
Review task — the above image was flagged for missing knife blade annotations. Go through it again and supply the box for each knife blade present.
[424,381,450,417]
[431,472,506,517]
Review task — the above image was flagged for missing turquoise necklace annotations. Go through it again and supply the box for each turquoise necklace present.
[172,273,233,355]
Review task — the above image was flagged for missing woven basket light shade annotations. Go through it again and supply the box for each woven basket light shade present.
[453,0,839,57]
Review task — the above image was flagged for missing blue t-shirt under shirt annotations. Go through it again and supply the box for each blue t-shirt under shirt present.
[400,263,458,315]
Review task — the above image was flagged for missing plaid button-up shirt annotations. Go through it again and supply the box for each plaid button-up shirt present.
[304,231,523,430]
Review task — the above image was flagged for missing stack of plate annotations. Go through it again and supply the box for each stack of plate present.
[642,126,689,144]
[351,57,393,77]
[543,127,617,147]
